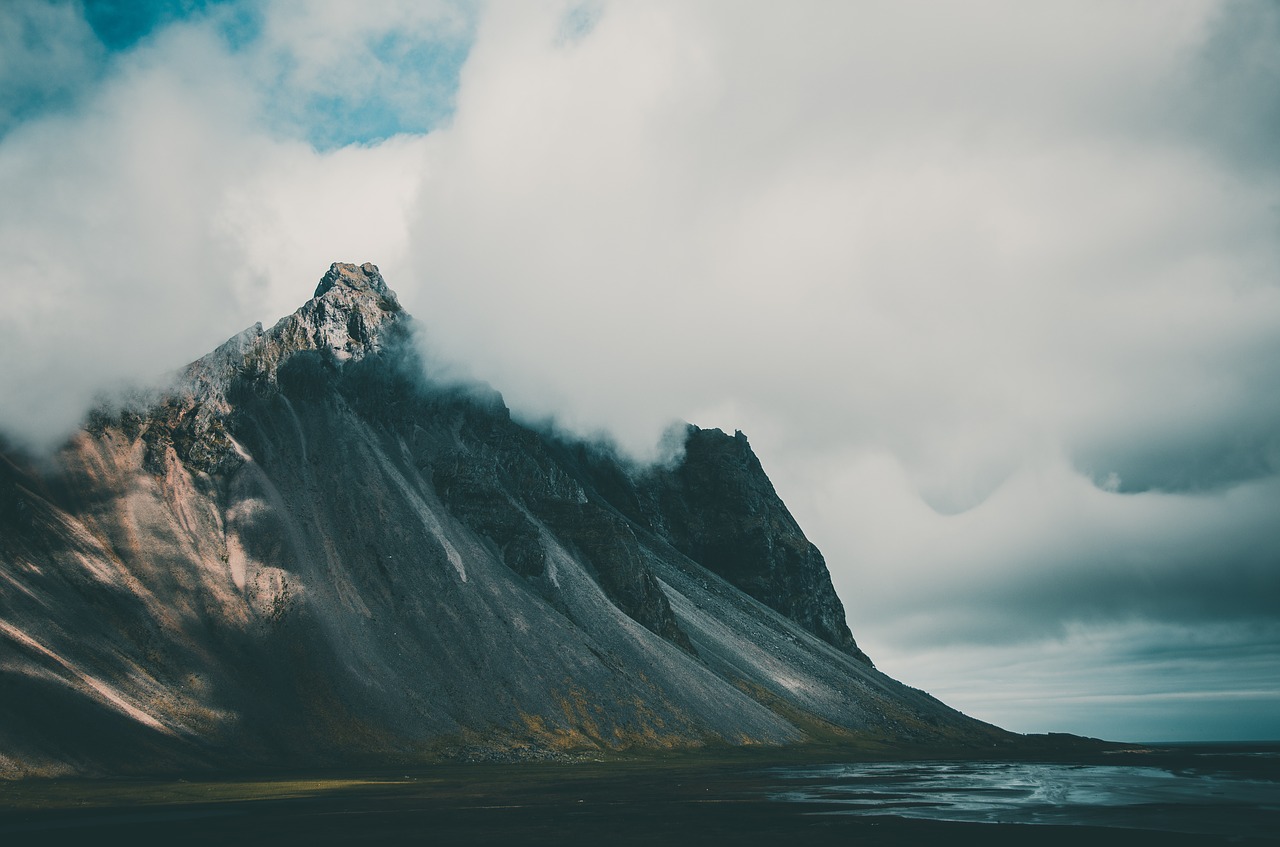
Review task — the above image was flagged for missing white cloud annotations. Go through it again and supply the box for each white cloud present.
[396,1,1280,735]
[245,0,472,144]
[0,0,105,134]
[1,0,1277,738]
[0,13,429,449]
[402,1,1280,490]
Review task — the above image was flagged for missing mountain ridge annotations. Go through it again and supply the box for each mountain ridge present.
[0,262,1008,778]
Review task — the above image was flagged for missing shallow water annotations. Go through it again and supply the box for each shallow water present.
[769,746,1280,839]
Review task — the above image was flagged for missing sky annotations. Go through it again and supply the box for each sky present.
[1,0,1278,742]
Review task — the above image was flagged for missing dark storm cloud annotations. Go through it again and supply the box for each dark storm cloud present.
[1050,0,1280,497]
[810,458,1280,642]
[1185,0,1280,174]
[885,618,1280,740]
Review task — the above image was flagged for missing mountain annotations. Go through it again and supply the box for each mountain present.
[0,263,1008,777]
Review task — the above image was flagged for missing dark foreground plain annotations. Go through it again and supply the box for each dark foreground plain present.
[1,742,1276,846]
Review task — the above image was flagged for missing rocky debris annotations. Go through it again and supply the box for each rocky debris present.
[535,499,696,654]
[441,744,599,764]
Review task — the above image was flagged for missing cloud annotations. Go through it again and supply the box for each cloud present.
[1183,0,1280,175]
[778,442,1280,741]
[0,0,106,135]
[402,3,1280,479]
[0,4,438,450]
[245,0,474,148]
[798,451,1280,641]
[394,1,1280,737]
[0,0,1277,739]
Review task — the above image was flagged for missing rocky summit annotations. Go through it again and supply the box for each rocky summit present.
[0,263,1007,777]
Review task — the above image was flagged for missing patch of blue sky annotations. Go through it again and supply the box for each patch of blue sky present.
[2,1,242,138]
[210,2,262,52]
[267,29,474,150]
[15,0,476,150]
[1,1,104,136]
[82,0,236,51]
[299,86,450,151]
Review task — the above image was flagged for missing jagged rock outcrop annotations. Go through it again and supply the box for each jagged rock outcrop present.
[640,426,871,664]
[0,263,1007,778]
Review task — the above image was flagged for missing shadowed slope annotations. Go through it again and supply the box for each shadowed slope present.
[0,263,1007,777]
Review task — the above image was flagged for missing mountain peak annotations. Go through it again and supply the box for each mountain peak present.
[0,261,1007,778]
[293,261,403,363]
[313,261,400,312]
[177,262,407,407]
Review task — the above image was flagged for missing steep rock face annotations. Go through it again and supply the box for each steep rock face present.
[0,263,1006,777]
[636,427,871,664]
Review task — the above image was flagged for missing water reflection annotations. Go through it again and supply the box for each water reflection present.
[770,757,1280,838]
